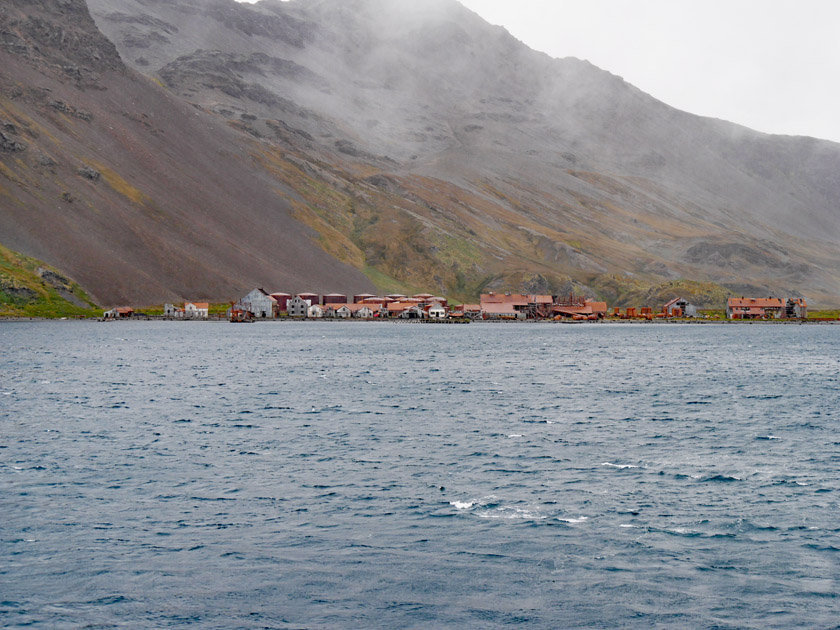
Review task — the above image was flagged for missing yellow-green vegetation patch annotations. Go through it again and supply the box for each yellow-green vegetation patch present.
[0,243,99,318]
[433,234,484,269]
[362,265,420,296]
[590,275,732,309]
[87,161,150,206]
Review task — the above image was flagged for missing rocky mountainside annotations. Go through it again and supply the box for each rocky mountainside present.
[3,0,839,306]
[0,0,374,306]
[85,0,840,306]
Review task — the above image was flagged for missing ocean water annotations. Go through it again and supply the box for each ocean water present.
[1,320,839,629]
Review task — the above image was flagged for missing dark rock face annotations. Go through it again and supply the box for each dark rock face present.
[77,165,100,180]
[0,0,122,82]
[0,130,26,152]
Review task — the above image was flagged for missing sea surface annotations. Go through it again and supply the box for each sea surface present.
[1,320,839,629]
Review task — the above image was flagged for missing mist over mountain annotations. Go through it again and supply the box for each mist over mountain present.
[2,0,839,306]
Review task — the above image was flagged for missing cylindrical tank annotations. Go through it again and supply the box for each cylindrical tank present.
[297,293,319,306]
[354,293,376,304]
[270,293,291,311]
[362,297,387,305]
[323,293,348,306]
[431,297,448,307]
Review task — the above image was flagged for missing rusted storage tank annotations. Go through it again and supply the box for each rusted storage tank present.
[297,292,319,306]
[640,307,652,315]
[431,297,448,307]
[386,294,407,301]
[354,293,376,304]
[323,293,347,306]
[270,293,291,312]
[362,297,387,305]
[626,307,637,318]
[413,293,434,301]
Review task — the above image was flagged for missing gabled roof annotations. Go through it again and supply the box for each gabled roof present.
[344,303,375,312]
[728,297,784,308]
[482,303,519,315]
[187,302,209,309]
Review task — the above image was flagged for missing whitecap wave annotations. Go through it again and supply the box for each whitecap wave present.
[478,506,548,520]
[558,516,589,524]
[601,462,640,469]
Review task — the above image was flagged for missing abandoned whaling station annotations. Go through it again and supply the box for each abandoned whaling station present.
[139,289,815,323]
[102,289,812,322]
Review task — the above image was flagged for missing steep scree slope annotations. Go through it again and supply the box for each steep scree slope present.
[0,0,374,305]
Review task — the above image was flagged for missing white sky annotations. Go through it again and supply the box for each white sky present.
[458,0,840,143]
[237,0,840,143]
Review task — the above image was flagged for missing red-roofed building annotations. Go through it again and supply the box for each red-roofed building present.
[726,297,805,319]
[185,302,209,319]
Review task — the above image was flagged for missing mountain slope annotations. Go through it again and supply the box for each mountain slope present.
[0,0,374,306]
[3,0,839,307]
[84,0,840,306]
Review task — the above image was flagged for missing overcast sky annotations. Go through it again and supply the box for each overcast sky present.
[240,0,840,143]
[458,0,840,143]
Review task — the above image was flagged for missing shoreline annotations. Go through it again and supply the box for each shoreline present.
[1,316,837,325]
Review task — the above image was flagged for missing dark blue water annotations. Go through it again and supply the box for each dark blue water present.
[2,321,839,628]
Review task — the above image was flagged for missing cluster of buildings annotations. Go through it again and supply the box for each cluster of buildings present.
[230,289,610,321]
[101,290,808,322]
[230,289,450,320]
[228,288,809,322]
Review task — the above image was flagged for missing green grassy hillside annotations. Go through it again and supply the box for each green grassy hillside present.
[0,243,100,317]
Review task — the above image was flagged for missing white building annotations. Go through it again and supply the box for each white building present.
[333,305,352,318]
[184,302,209,319]
[232,289,277,318]
[427,302,447,319]
[286,296,311,318]
[308,304,325,318]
